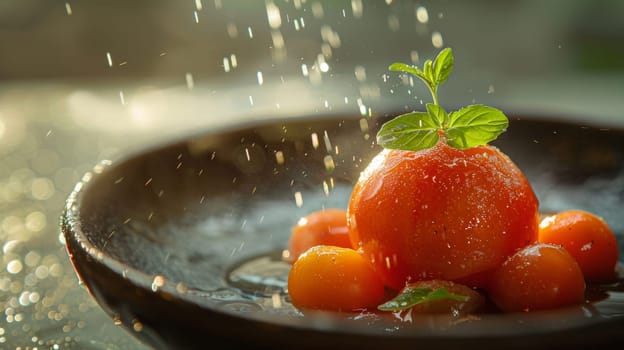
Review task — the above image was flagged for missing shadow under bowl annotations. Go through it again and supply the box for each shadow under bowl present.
[61,115,624,349]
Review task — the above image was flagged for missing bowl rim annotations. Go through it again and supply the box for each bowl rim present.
[60,114,624,343]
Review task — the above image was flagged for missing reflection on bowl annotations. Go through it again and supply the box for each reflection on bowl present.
[61,114,624,349]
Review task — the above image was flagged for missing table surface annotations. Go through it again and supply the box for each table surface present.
[2,1,624,348]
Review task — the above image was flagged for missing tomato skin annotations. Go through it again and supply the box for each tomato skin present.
[287,245,385,312]
[287,209,352,263]
[538,210,619,283]
[348,142,539,290]
[489,243,585,312]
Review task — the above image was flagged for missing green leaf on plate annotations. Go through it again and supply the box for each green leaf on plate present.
[378,287,469,312]
[445,104,509,149]
[376,112,440,151]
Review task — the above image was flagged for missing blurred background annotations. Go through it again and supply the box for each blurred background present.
[1,0,623,348]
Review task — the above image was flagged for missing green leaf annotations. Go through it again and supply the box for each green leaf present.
[388,62,428,84]
[382,48,510,151]
[423,59,434,83]
[376,112,440,151]
[378,287,469,312]
[432,48,454,85]
[445,105,509,149]
[426,103,447,126]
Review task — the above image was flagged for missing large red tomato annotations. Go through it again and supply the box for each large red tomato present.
[348,141,539,290]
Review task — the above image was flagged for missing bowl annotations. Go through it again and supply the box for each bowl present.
[61,114,624,349]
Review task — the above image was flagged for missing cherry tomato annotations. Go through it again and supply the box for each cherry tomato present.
[538,210,618,283]
[489,243,585,312]
[287,245,385,312]
[348,142,539,289]
[287,209,352,263]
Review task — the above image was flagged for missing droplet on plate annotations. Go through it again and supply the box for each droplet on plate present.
[151,275,166,292]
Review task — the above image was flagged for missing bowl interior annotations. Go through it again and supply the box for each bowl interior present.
[63,115,624,348]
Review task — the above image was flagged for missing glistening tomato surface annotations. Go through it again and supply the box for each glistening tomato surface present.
[489,243,585,312]
[538,210,618,283]
[287,209,351,263]
[287,246,385,312]
[348,141,539,290]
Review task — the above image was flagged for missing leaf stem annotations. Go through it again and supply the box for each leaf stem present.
[430,85,439,107]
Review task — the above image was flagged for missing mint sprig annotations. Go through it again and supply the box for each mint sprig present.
[377,287,469,312]
[380,48,508,151]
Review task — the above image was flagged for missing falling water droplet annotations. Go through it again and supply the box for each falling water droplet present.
[230,54,238,68]
[294,192,303,207]
[351,0,363,18]
[431,31,444,48]
[323,131,333,153]
[312,2,324,19]
[257,71,264,85]
[266,2,282,29]
[324,155,335,172]
[359,118,369,133]
[410,50,419,64]
[388,14,400,31]
[271,30,285,49]
[416,6,429,23]
[223,57,231,72]
[311,133,320,149]
[185,73,194,90]
[65,2,73,15]
[227,22,238,38]
[275,151,285,165]
[354,65,367,82]
[106,52,113,67]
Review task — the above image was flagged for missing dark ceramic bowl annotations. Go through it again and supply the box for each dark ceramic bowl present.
[61,115,624,349]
